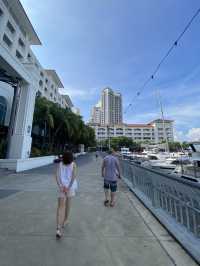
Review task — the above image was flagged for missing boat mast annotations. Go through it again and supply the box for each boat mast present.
[156,89,170,153]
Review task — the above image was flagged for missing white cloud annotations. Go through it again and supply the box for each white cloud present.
[186,128,200,141]
[59,87,99,100]
[174,130,185,141]
[125,112,157,124]
[166,102,200,127]
[126,101,200,126]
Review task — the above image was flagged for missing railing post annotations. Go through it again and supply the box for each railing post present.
[130,162,136,188]
[151,179,159,208]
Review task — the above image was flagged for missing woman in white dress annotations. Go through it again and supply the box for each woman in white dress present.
[55,151,77,238]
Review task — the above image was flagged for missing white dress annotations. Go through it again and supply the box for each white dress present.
[58,162,78,197]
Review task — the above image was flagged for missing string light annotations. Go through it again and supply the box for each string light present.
[124,8,200,114]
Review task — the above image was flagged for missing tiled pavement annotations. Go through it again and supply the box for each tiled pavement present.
[0,154,198,266]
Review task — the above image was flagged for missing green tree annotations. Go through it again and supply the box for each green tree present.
[33,97,54,149]
[168,141,182,152]
[110,136,133,150]
[32,96,96,154]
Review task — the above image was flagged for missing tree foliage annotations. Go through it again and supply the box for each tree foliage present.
[32,97,96,155]
[99,136,142,151]
[168,141,189,152]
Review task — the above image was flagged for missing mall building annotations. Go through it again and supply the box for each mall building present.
[0,0,73,170]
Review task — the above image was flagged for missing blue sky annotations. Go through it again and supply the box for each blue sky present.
[21,0,200,141]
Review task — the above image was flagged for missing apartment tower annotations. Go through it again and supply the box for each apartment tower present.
[101,87,122,125]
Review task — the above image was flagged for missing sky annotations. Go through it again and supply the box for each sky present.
[21,0,200,141]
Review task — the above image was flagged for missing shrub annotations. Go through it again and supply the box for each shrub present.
[31,147,42,157]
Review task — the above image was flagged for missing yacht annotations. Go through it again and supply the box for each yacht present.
[141,155,177,174]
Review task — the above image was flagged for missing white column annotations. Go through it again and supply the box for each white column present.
[8,82,36,159]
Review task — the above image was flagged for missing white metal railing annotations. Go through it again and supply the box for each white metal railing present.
[119,158,200,263]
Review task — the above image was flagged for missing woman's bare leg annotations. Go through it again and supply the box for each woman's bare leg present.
[57,197,66,229]
[64,197,71,224]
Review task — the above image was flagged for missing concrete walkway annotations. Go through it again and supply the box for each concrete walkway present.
[0,154,198,266]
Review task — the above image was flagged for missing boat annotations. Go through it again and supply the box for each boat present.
[140,154,177,174]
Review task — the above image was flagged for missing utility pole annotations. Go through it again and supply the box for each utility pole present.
[107,125,111,150]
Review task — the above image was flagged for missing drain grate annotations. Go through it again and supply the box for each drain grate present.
[0,189,20,199]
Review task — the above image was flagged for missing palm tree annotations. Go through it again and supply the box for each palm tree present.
[32,96,96,153]
[33,97,54,149]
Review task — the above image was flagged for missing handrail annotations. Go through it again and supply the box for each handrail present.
[119,157,200,264]
[120,156,200,188]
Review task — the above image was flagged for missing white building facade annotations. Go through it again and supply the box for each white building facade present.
[89,119,174,144]
[0,0,72,162]
[90,101,101,124]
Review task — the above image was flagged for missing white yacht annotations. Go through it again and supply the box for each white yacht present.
[140,151,190,174]
[141,154,177,174]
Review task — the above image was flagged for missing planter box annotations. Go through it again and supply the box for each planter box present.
[0,156,56,172]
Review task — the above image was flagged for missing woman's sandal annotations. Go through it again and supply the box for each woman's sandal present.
[56,228,62,238]
[104,200,109,207]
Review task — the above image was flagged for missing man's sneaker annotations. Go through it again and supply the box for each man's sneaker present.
[104,200,109,207]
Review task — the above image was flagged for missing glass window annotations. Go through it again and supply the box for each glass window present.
[3,34,12,47]
[16,50,23,60]
[18,38,25,49]
[0,8,3,16]
[0,96,7,125]
[27,53,32,61]
[39,80,43,87]
[36,91,42,97]
[7,21,15,34]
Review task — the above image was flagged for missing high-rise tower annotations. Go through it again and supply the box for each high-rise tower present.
[101,87,122,125]
[90,87,122,126]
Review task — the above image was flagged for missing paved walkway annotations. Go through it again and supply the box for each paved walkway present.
[0,154,198,266]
